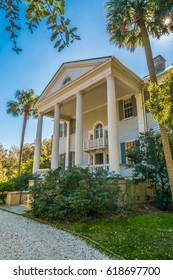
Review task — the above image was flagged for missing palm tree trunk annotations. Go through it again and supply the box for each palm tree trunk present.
[139,19,173,197]
[139,19,157,83]
[18,111,28,176]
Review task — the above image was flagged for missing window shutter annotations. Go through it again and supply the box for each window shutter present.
[69,152,73,167]
[121,142,126,164]
[131,95,137,117]
[144,90,150,113]
[70,120,73,135]
[59,124,62,137]
[64,122,67,137]
[118,100,124,121]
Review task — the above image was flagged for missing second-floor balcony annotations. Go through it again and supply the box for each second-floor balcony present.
[83,137,108,152]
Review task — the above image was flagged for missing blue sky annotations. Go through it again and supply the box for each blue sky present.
[0,0,173,149]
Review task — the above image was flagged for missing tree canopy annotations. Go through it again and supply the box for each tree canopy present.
[146,70,173,130]
[127,129,172,210]
[1,0,80,53]
[0,139,51,181]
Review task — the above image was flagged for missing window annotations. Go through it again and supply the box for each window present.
[70,119,76,134]
[106,153,109,164]
[121,141,135,165]
[118,95,137,120]
[69,152,75,167]
[95,123,103,139]
[60,122,66,138]
[63,77,71,86]
[90,155,94,165]
[124,98,133,118]
[105,130,108,139]
[95,153,103,165]
[59,153,65,168]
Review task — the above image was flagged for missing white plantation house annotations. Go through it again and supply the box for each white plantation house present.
[33,55,172,177]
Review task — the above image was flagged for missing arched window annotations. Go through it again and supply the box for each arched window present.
[95,123,103,139]
[62,77,71,86]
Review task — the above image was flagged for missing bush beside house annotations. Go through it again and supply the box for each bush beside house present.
[30,167,124,221]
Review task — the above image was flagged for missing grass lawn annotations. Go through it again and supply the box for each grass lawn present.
[56,211,173,260]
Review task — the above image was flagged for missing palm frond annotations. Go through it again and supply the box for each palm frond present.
[105,0,173,50]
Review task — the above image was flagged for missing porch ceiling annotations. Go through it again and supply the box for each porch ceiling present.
[45,78,138,119]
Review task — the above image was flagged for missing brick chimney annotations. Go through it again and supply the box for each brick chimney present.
[153,55,166,73]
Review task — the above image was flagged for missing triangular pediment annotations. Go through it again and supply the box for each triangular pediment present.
[37,56,112,104]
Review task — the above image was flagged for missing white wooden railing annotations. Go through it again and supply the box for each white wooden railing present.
[83,164,109,172]
[83,137,108,151]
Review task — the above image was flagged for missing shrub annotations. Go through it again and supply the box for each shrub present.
[127,130,172,210]
[30,167,120,221]
[0,173,39,204]
[12,173,38,191]
[0,181,16,203]
[156,187,172,211]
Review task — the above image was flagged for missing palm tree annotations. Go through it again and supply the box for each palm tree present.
[7,89,39,176]
[105,0,173,195]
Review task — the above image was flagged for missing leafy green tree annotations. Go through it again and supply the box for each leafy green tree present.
[0,145,19,179]
[0,162,7,182]
[146,70,173,130]
[0,144,7,181]
[41,138,52,158]
[127,130,169,190]
[105,0,173,197]
[7,89,39,176]
[0,139,51,179]
[21,143,35,162]
[0,0,80,53]
[127,129,172,210]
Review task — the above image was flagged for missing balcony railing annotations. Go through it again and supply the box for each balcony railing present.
[83,164,109,172]
[83,137,108,151]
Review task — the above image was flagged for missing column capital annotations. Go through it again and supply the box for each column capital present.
[54,103,62,108]
[38,111,43,117]
[106,73,115,81]
[76,90,84,97]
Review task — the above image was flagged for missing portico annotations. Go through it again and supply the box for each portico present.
[33,56,143,176]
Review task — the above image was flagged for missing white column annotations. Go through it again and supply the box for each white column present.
[107,74,120,174]
[33,112,43,173]
[75,92,83,166]
[51,104,60,169]
[65,121,70,169]
[136,93,146,133]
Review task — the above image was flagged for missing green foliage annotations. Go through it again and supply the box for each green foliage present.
[127,129,172,210]
[156,188,172,211]
[12,173,38,191]
[0,0,80,53]
[0,139,51,181]
[146,70,173,130]
[7,89,39,119]
[0,181,16,203]
[0,144,19,179]
[0,173,38,203]
[105,0,173,52]
[30,167,120,221]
